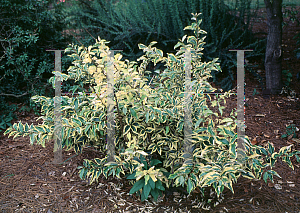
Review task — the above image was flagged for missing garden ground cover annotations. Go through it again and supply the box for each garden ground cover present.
[0,6,300,213]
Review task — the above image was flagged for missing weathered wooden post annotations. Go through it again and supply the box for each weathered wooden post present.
[229,49,253,162]
[183,48,193,165]
[46,49,64,164]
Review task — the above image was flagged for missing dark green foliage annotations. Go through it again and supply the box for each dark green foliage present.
[294,31,300,59]
[281,124,297,139]
[126,156,165,201]
[63,0,266,91]
[0,0,72,119]
[0,111,15,133]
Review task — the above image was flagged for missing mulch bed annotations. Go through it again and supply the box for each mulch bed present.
[1,6,300,213]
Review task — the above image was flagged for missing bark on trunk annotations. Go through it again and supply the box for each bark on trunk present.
[264,0,283,95]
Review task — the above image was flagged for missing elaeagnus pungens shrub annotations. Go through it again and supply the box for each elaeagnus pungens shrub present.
[5,13,300,204]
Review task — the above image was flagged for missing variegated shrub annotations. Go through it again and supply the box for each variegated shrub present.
[4,13,300,202]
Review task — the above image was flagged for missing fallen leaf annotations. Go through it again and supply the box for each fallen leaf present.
[292,138,300,143]
[264,134,270,138]
[251,137,257,145]
[62,176,68,181]
[268,182,275,187]
[274,184,282,190]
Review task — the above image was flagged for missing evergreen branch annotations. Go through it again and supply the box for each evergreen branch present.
[68,30,84,46]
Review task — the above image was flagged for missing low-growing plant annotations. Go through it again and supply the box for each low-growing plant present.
[281,124,297,139]
[4,13,300,205]
[252,88,260,96]
[282,69,293,88]
[0,112,15,133]
[126,156,167,201]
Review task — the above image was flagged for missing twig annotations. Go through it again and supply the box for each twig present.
[68,30,84,46]
[83,27,96,41]
[0,92,28,98]
[114,93,128,142]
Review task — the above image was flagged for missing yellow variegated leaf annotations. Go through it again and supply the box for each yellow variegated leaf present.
[150,173,158,182]
[88,65,97,74]
[83,56,92,63]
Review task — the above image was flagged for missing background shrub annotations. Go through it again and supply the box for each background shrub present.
[0,0,73,132]
[62,0,266,91]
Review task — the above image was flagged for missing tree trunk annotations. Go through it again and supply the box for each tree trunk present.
[264,0,283,95]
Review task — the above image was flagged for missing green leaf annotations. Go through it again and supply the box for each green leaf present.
[141,190,146,201]
[155,180,165,191]
[145,127,155,133]
[72,118,82,126]
[230,143,236,156]
[263,172,269,184]
[145,111,149,123]
[168,53,177,62]
[268,142,274,155]
[123,106,127,115]
[295,155,300,163]
[131,123,138,134]
[218,138,229,146]
[148,177,155,189]
[129,179,145,194]
[149,41,158,46]
[150,159,161,167]
[208,126,215,137]
[165,126,169,134]
[140,155,148,169]
[13,123,18,131]
[155,48,163,57]
[138,43,147,50]
[174,42,183,50]
[184,26,194,31]
[130,108,137,118]
[195,118,203,129]
[241,171,256,179]
[143,183,151,199]
[177,121,184,132]
[29,133,36,144]
[24,123,29,132]
[104,162,119,166]
[150,188,159,201]
[260,147,268,156]
[18,122,24,133]
[36,126,46,134]
[187,178,193,194]
[224,128,235,137]
[187,36,197,47]
[74,99,79,110]
[282,156,294,170]
[123,125,130,135]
